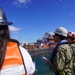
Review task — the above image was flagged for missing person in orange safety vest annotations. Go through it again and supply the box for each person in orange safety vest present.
[0,7,35,75]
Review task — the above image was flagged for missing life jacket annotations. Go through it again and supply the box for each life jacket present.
[1,39,27,75]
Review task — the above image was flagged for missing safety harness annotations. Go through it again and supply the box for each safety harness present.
[50,41,69,63]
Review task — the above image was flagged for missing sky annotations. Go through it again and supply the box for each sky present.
[0,0,75,43]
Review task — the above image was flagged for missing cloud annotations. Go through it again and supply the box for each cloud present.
[13,0,31,7]
[70,12,74,16]
[50,32,54,35]
[9,26,21,32]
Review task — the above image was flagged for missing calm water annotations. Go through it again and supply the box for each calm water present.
[32,53,55,75]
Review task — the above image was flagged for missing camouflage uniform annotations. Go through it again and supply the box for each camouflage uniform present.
[49,43,73,75]
[70,42,75,75]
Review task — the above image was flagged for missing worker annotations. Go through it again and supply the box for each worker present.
[0,7,35,75]
[49,27,73,75]
[67,31,75,75]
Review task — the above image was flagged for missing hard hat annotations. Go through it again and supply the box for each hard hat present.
[54,27,68,37]
[67,32,75,38]
[0,7,13,25]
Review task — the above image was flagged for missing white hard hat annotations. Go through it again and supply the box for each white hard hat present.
[54,27,68,37]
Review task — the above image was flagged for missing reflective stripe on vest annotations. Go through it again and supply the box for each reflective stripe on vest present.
[1,42,26,75]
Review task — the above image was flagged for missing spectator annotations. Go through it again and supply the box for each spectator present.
[49,27,73,75]
[67,31,75,75]
[0,7,35,75]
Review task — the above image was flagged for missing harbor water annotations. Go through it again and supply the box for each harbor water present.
[32,53,55,75]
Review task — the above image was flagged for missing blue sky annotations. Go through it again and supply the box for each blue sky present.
[0,0,75,43]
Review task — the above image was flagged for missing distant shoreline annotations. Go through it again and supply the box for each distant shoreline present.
[28,48,53,56]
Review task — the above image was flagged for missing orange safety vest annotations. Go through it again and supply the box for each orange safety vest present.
[1,39,26,75]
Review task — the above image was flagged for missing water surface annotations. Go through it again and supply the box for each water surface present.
[32,53,55,75]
